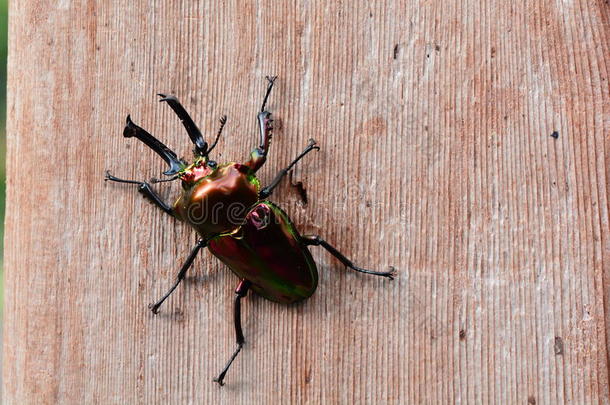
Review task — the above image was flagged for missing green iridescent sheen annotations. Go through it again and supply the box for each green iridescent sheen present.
[207,201,318,304]
[173,162,260,239]
[173,160,317,303]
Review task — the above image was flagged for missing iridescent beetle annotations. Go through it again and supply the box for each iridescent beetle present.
[105,77,395,385]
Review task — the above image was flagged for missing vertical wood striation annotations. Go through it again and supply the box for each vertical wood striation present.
[3,0,609,403]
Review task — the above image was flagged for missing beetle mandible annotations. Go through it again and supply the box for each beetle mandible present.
[105,76,396,386]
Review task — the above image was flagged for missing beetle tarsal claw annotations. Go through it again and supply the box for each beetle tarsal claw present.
[148,303,160,314]
[157,93,177,103]
[307,139,319,150]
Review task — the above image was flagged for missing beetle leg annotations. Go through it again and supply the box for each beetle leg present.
[245,76,277,172]
[158,93,208,155]
[301,235,396,279]
[104,170,173,216]
[148,238,208,314]
[259,139,319,199]
[213,279,252,386]
[259,75,277,113]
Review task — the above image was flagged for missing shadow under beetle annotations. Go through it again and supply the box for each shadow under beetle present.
[105,77,396,386]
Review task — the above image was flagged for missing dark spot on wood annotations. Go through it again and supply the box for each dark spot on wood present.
[295,22,305,37]
[528,395,536,404]
[289,172,308,205]
[491,47,496,58]
[355,117,387,138]
[393,44,399,60]
[369,12,373,17]
[173,307,185,323]
[190,96,197,104]
[554,336,564,355]
[550,131,559,139]
[304,366,312,384]
[426,54,430,58]
[459,329,466,340]
[503,115,508,120]
[435,44,440,51]
[424,125,428,131]
[365,200,371,208]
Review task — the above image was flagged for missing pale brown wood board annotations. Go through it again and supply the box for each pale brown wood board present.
[3,0,610,403]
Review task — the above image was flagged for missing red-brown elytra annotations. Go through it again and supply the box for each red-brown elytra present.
[105,77,396,386]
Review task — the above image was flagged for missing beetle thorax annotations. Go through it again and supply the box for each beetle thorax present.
[173,162,260,239]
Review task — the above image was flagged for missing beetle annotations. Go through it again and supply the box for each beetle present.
[105,76,396,385]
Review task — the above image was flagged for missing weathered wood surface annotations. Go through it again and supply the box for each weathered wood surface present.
[4,1,609,403]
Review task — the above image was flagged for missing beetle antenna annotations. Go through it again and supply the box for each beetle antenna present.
[205,115,227,156]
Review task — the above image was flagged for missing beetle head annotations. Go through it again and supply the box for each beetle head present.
[178,156,219,188]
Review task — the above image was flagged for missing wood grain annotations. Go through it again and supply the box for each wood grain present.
[3,0,609,403]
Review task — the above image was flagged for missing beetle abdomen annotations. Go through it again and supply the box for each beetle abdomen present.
[208,201,318,304]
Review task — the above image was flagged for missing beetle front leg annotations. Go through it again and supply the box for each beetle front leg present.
[213,279,252,386]
[259,139,319,199]
[149,238,207,314]
[301,235,396,279]
[104,171,173,216]
[244,76,277,172]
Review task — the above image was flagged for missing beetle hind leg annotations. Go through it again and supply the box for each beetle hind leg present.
[302,235,396,279]
[213,279,252,386]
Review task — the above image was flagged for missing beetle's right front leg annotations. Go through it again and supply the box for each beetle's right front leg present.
[104,171,173,216]
[244,76,277,172]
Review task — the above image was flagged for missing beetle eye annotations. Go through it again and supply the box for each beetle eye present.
[208,160,218,169]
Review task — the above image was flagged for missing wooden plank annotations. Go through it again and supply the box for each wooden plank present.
[3,0,609,403]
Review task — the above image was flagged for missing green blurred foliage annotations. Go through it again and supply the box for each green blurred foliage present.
[0,0,6,129]
[0,0,7,307]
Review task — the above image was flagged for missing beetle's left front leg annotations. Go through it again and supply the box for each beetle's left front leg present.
[213,279,252,386]
[104,171,173,216]
[301,235,396,279]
